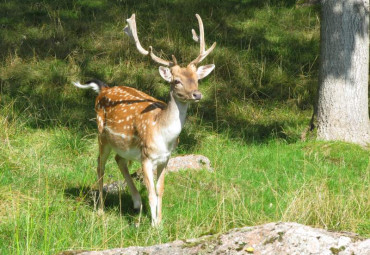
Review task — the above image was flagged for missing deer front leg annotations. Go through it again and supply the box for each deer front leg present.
[142,159,159,226]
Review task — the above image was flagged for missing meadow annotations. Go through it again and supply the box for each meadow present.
[0,0,369,254]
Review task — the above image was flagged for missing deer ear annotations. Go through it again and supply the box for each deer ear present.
[159,66,173,82]
[196,64,215,80]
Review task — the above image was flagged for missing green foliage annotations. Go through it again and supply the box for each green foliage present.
[1,0,368,254]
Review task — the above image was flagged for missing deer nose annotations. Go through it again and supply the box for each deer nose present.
[192,91,202,100]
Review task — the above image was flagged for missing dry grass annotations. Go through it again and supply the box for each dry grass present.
[283,180,370,232]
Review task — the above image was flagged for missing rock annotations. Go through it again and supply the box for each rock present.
[130,154,213,181]
[102,181,127,194]
[60,222,370,255]
[166,154,213,172]
[87,155,212,197]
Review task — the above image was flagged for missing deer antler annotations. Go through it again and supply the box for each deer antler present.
[124,14,175,67]
[189,14,216,66]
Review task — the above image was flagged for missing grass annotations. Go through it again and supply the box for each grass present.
[0,126,368,254]
[0,0,369,254]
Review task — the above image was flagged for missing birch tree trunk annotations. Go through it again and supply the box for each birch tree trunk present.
[317,0,370,146]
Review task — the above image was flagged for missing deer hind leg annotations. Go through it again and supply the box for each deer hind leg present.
[97,139,112,213]
[156,163,167,224]
[115,155,142,211]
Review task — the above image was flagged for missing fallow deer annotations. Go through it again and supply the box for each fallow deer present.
[73,13,216,226]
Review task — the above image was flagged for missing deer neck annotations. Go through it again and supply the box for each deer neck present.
[157,91,188,143]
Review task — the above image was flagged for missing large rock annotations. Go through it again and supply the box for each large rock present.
[98,154,212,194]
[61,222,370,255]
[166,154,213,172]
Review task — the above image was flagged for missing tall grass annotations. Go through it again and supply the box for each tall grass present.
[0,0,368,254]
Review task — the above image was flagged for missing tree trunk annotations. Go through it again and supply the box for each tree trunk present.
[317,0,370,146]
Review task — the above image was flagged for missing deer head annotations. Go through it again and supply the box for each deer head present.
[124,14,216,103]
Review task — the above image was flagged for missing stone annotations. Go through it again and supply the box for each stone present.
[89,155,212,196]
[166,154,213,172]
[59,222,370,255]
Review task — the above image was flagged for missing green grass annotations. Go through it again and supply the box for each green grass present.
[0,125,369,254]
[0,0,369,254]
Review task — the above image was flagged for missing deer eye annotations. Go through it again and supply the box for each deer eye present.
[174,79,181,85]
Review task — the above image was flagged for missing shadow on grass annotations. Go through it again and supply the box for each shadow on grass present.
[199,99,301,144]
[64,185,150,224]
[0,0,318,144]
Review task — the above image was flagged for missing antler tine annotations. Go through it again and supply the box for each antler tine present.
[171,55,178,65]
[148,46,173,66]
[197,14,205,53]
[124,14,148,55]
[124,14,174,67]
[189,14,216,66]
[191,28,199,42]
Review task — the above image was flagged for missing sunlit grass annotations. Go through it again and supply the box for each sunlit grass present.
[0,0,368,254]
[0,125,368,254]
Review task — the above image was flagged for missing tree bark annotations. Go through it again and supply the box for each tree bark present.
[317,0,370,146]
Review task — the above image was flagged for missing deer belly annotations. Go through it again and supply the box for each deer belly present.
[103,127,141,161]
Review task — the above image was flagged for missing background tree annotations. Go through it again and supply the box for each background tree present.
[317,0,370,145]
